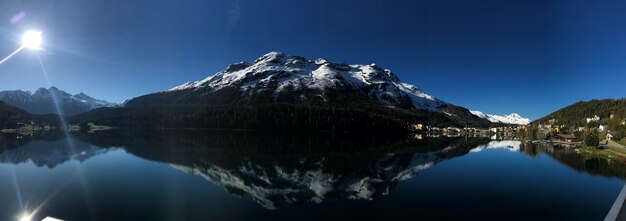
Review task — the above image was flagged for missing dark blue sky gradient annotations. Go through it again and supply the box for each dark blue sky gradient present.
[1,0,625,119]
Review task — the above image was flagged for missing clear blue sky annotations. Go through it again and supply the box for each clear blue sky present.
[1,0,625,120]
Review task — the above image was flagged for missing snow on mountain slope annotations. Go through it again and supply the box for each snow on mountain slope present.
[73,92,118,109]
[0,87,118,115]
[167,52,446,110]
[0,90,33,103]
[470,110,530,125]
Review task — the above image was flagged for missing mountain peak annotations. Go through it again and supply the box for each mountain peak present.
[315,58,329,65]
[471,111,530,125]
[163,52,445,110]
[0,87,118,115]
[34,87,64,96]
[74,92,92,99]
[254,51,286,64]
[34,87,48,94]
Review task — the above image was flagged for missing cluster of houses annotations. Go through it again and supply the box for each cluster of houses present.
[537,113,625,143]
[552,133,617,144]
[409,123,525,140]
[409,112,626,143]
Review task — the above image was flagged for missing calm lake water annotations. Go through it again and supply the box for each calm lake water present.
[0,130,624,221]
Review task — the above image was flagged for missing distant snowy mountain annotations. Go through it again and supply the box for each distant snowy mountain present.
[0,87,118,115]
[470,110,530,125]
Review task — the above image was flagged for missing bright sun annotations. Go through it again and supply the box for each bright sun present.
[21,30,42,50]
[18,214,32,221]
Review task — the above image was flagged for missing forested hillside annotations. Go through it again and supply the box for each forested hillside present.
[70,103,491,132]
[0,101,32,129]
[522,98,626,142]
[535,99,626,126]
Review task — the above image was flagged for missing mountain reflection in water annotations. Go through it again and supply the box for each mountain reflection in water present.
[0,130,624,221]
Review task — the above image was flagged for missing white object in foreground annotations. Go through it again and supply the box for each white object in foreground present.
[41,217,64,221]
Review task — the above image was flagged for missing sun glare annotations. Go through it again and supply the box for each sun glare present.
[18,214,32,221]
[21,30,42,50]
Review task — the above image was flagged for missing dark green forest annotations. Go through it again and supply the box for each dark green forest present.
[0,101,32,128]
[0,101,61,130]
[536,98,626,126]
[522,98,626,142]
[70,103,489,132]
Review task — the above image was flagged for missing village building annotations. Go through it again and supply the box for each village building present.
[606,131,614,141]
[599,125,608,132]
[446,127,461,133]
[555,134,577,143]
[586,115,600,123]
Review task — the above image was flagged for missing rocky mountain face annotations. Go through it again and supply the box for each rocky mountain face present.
[130,52,445,110]
[0,87,118,116]
[122,52,491,128]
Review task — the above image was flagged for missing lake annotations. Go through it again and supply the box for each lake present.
[0,130,624,221]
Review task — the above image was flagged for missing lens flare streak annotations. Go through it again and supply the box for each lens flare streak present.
[36,54,96,219]
[0,46,24,65]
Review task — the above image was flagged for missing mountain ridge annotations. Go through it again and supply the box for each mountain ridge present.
[0,87,118,116]
[470,110,530,125]
[116,52,493,129]
[128,51,447,111]
[533,98,626,125]
[66,52,515,130]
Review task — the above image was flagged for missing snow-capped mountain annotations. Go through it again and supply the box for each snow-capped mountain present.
[123,52,493,128]
[470,110,530,125]
[129,52,446,110]
[0,87,118,115]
